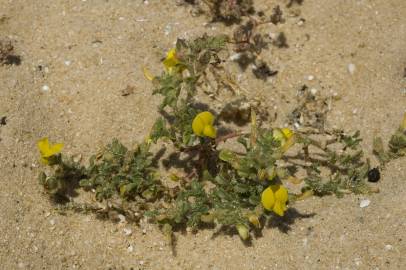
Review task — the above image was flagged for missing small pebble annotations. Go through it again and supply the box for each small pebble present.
[49,219,56,225]
[307,75,314,81]
[118,214,126,223]
[384,244,393,251]
[348,63,356,75]
[229,53,242,61]
[359,199,370,208]
[72,154,82,163]
[64,60,71,66]
[42,85,50,92]
[310,88,318,95]
[352,108,358,115]
[123,228,132,236]
[139,260,145,265]
[164,24,171,36]
[127,245,134,252]
[367,167,380,182]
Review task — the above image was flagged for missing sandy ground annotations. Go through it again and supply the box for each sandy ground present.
[0,0,405,269]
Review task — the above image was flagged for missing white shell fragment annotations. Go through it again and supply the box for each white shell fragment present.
[359,199,370,208]
[348,63,356,75]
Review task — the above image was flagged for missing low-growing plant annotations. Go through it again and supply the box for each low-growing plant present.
[37,34,406,245]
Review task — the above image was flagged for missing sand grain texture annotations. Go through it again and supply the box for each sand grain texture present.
[0,0,405,269]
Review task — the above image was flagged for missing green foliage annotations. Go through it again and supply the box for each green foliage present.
[38,156,85,196]
[79,139,162,201]
[37,33,404,246]
[373,125,406,165]
[220,129,281,181]
[388,127,406,156]
[295,131,372,197]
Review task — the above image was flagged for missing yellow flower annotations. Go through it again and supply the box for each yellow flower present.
[163,48,184,74]
[37,137,63,165]
[261,185,288,216]
[192,111,217,138]
[273,128,295,153]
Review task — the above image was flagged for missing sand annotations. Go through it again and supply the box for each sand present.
[0,0,405,269]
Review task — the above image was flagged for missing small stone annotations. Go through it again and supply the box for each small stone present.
[123,228,132,236]
[367,168,380,182]
[139,261,145,266]
[127,245,134,252]
[229,53,242,61]
[354,258,362,266]
[384,244,393,251]
[164,24,171,36]
[348,63,356,75]
[72,154,82,163]
[310,88,318,95]
[352,108,358,115]
[42,85,50,92]
[359,199,370,208]
[307,75,314,81]
[49,219,56,225]
[64,60,71,66]
[118,214,126,223]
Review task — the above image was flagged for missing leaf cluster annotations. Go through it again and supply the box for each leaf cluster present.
[79,139,162,202]
[297,131,372,197]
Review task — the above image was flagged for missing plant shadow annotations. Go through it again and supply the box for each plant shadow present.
[266,207,316,233]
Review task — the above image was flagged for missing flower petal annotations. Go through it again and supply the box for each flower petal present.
[273,185,288,204]
[281,128,293,139]
[192,115,205,136]
[261,186,275,211]
[49,143,64,156]
[272,201,285,216]
[163,48,179,71]
[37,137,51,156]
[203,125,216,138]
[198,111,214,126]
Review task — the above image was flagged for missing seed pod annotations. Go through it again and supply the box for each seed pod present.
[236,224,250,241]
